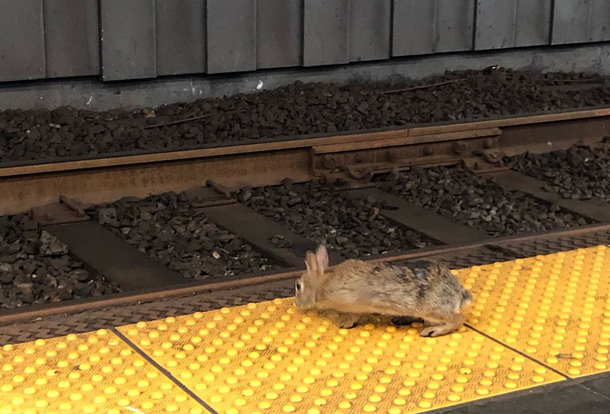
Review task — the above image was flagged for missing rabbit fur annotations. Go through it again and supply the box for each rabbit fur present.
[295,244,472,337]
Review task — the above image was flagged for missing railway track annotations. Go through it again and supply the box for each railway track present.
[1,107,610,331]
[2,107,610,215]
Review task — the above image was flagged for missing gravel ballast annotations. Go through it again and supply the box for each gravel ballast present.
[236,180,435,258]
[376,166,591,236]
[88,192,280,280]
[509,140,610,202]
[0,214,119,309]
[1,68,610,165]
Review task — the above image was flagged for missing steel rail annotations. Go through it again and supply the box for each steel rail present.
[1,107,610,215]
[2,106,609,178]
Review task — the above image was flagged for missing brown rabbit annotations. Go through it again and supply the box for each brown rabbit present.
[294,244,472,337]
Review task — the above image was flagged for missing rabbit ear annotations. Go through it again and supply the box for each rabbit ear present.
[315,244,329,272]
[305,251,319,278]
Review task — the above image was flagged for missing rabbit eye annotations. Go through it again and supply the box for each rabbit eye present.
[295,281,302,291]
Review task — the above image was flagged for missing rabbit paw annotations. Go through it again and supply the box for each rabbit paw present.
[338,313,360,329]
[420,326,441,337]
[420,322,460,337]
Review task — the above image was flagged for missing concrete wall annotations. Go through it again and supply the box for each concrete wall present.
[1,42,610,111]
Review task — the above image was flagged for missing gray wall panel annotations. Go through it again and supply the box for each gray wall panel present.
[392,0,435,56]
[475,0,515,50]
[591,0,610,42]
[0,0,45,81]
[436,0,474,53]
[349,0,391,62]
[207,0,256,74]
[393,0,472,56]
[44,0,99,78]
[476,0,551,49]
[552,0,591,45]
[514,0,552,47]
[156,0,206,76]
[257,0,302,69]
[303,0,349,66]
[0,0,609,85]
[100,0,157,81]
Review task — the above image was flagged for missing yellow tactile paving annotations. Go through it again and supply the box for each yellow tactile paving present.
[457,245,610,378]
[0,329,208,414]
[6,245,610,414]
[119,298,563,414]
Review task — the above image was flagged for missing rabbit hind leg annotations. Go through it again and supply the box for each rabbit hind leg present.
[420,314,465,337]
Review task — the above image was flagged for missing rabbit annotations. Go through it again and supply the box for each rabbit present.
[294,244,472,337]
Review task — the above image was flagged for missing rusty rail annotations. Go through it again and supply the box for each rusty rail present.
[1,107,610,215]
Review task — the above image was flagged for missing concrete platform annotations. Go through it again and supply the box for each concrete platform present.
[1,246,610,413]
